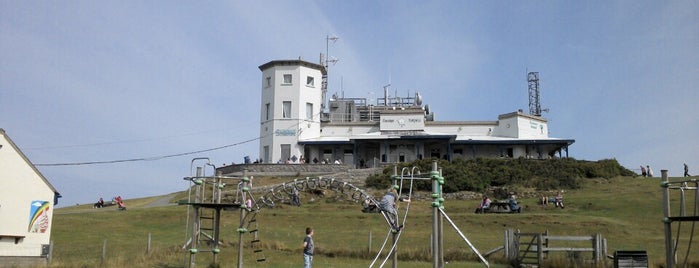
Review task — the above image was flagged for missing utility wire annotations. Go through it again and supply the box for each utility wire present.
[33,112,321,167]
[34,136,261,166]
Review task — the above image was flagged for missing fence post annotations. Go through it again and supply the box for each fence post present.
[503,229,508,260]
[537,233,543,266]
[47,240,54,265]
[101,239,107,264]
[147,232,152,254]
[368,231,372,254]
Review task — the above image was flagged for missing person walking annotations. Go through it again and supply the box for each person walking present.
[640,165,647,177]
[684,163,691,177]
[647,165,653,177]
[303,227,314,268]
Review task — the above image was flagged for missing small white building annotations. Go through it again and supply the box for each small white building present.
[0,129,61,265]
[258,60,574,167]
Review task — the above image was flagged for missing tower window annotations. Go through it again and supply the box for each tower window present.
[265,103,270,120]
[266,77,271,88]
[306,76,314,87]
[283,74,292,85]
[283,101,291,118]
[306,103,313,120]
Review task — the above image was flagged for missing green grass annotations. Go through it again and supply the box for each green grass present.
[50,176,698,267]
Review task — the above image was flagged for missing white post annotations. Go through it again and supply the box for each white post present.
[102,239,107,264]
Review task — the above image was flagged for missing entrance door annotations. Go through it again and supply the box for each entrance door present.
[281,144,291,162]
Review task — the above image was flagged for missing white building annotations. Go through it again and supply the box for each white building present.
[258,59,574,167]
[0,129,61,265]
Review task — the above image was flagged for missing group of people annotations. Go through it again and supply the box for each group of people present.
[540,191,564,208]
[92,196,126,210]
[276,155,346,165]
[639,165,654,177]
[475,194,523,213]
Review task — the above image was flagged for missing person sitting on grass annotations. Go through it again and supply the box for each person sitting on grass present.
[554,191,564,208]
[508,194,522,213]
[475,195,491,213]
[379,186,410,231]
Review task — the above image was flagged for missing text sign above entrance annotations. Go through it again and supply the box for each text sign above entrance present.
[380,114,425,131]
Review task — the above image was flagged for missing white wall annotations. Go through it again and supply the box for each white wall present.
[0,132,55,257]
[259,61,323,163]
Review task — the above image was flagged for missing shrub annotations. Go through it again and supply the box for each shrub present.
[365,158,633,192]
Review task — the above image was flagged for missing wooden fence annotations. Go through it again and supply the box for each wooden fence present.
[504,229,607,267]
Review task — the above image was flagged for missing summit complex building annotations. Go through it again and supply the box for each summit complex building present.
[258,59,574,167]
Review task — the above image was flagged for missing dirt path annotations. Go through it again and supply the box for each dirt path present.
[143,192,178,208]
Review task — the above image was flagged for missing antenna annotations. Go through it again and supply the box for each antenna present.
[527,71,548,116]
[321,34,339,112]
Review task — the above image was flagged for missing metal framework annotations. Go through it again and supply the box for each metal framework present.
[661,170,698,268]
[528,72,542,116]
[179,159,264,268]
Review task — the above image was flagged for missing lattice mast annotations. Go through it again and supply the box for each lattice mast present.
[528,72,542,116]
[320,35,338,112]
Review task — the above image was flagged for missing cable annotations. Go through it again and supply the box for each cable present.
[34,136,261,166]
[24,127,248,150]
[33,109,328,167]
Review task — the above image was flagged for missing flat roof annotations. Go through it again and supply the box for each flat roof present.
[258,59,327,74]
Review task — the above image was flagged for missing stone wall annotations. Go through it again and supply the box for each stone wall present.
[216,163,354,176]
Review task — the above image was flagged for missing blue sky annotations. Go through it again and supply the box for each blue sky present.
[1,1,697,206]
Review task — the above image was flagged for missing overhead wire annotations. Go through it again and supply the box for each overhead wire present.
[33,111,323,167]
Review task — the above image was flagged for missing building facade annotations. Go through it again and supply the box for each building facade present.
[0,129,61,265]
[258,60,574,167]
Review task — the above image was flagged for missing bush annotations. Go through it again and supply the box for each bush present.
[365,158,633,192]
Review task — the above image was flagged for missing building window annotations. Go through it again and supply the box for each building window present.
[282,101,291,118]
[283,74,292,85]
[266,76,271,88]
[306,76,314,87]
[306,103,313,120]
[265,103,270,120]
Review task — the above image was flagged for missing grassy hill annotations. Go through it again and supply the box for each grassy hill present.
[49,176,698,267]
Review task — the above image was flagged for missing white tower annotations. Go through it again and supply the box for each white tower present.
[258,60,326,163]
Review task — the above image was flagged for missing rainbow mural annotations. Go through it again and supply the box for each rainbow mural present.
[28,201,50,233]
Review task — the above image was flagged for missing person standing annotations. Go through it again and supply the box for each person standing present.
[647,165,653,177]
[640,165,647,177]
[685,163,691,177]
[303,227,314,268]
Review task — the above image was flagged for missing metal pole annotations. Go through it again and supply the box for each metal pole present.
[190,167,203,268]
[661,169,673,268]
[392,165,398,268]
[438,168,444,267]
[213,171,223,264]
[431,160,440,268]
[213,208,221,264]
[238,170,249,268]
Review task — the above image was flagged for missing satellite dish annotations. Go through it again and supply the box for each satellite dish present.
[415,92,422,106]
